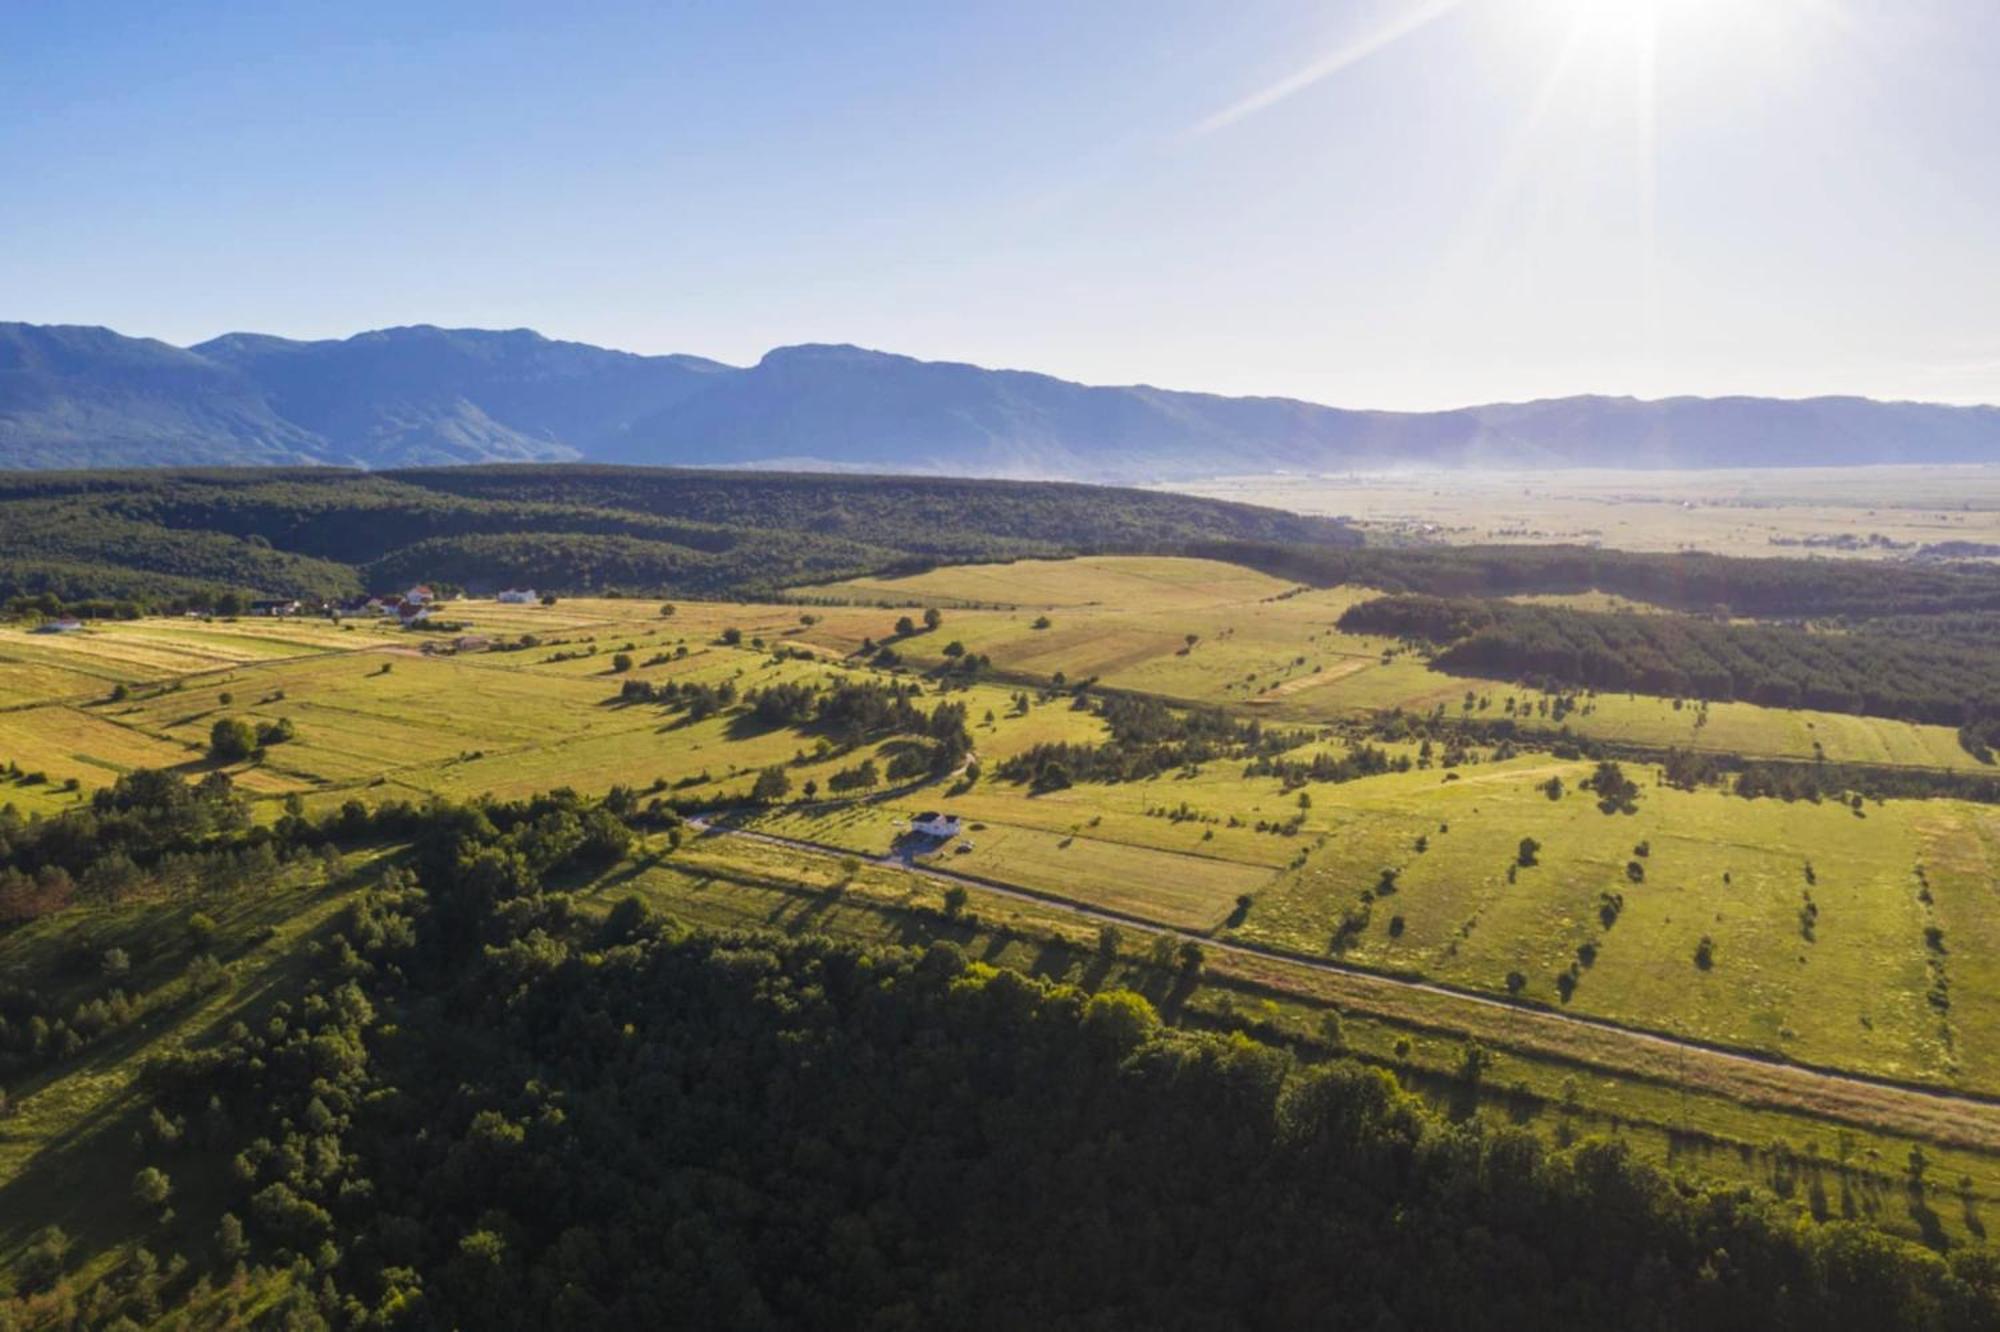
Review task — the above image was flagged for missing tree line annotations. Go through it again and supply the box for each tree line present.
[1339,594,2000,732]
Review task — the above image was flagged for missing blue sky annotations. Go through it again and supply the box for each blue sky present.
[4,0,1997,408]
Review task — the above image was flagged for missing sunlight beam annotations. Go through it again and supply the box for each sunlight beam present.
[1191,0,1470,135]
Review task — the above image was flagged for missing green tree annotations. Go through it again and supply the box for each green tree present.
[133,1165,173,1211]
[216,1211,249,1262]
[208,717,259,762]
[923,607,943,631]
[751,765,792,803]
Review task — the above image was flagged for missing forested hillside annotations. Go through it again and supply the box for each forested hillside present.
[0,466,1355,608]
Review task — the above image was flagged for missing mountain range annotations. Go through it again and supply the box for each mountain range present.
[3,321,1997,479]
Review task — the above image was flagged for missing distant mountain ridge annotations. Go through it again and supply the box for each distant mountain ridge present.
[3,320,1997,478]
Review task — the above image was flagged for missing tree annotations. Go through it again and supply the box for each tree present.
[942,640,966,658]
[611,652,634,673]
[720,627,743,646]
[942,884,969,918]
[208,717,259,763]
[659,603,677,617]
[1585,760,1641,814]
[1082,989,1158,1051]
[214,591,245,616]
[1505,970,1527,996]
[216,1211,249,1262]
[923,607,943,631]
[895,615,918,637]
[1176,940,1206,976]
[1097,923,1123,957]
[133,1165,173,1211]
[1032,615,1053,630]
[17,1225,69,1292]
[1695,935,1716,970]
[1516,837,1540,868]
[751,765,792,803]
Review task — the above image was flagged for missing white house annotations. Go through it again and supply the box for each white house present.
[403,584,436,605]
[911,811,962,838]
[496,588,538,604]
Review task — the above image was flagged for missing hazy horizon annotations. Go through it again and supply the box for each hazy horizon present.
[7,1,2000,411]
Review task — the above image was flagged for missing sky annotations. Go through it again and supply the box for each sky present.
[4,0,1998,410]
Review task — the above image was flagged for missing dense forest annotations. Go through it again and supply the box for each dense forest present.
[9,467,2000,631]
[1338,595,2000,731]
[0,467,1355,609]
[3,777,1995,1329]
[1198,540,2000,620]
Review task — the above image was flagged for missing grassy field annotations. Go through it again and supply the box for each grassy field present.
[1176,465,2000,560]
[3,561,1996,1124]
[805,556,1990,770]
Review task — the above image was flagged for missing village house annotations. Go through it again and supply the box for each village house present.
[33,617,84,634]
[910,811,962,838]
[403,584,436,605]
[396,600,432,628]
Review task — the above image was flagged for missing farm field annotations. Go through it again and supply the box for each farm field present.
[8,551,2000,1299]
[2,562,1996,1098]
[1176,465,2000,560]
[806,557,1988,770]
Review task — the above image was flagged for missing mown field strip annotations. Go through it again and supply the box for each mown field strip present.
[690,816,2000,1153]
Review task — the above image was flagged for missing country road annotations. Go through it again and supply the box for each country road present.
[687,813,2000,1154]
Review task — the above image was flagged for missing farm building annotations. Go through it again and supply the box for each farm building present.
[249,598,302,617]
[495,588,538,604]
[454,635,492,653]
[911,811,962,838]
[33,617,84,634]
